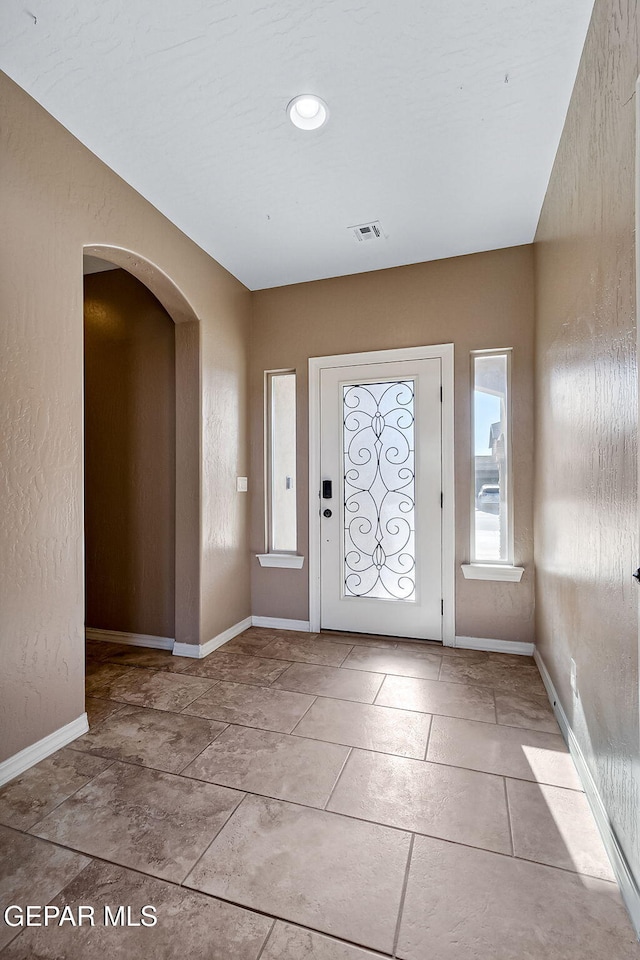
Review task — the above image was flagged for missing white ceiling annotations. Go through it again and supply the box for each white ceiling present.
[1,0,594,290]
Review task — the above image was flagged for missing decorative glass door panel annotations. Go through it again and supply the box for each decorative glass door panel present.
[343,381,416,601]
[320,358,442,640]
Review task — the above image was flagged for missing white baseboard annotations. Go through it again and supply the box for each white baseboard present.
[86,628,174,651]
[454,635,535,656]
[534,649,640,939]
[173,617,253,659]
[0,714,89,787]
[251,616,311,632]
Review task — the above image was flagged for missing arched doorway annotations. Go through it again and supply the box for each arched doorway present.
[83,244,201,649]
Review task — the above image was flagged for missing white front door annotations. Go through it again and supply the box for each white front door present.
[319,357,443,640]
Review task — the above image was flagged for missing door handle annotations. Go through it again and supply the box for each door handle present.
[322,480,332,499]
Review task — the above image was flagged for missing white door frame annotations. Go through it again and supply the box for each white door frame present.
[308,343,456,645]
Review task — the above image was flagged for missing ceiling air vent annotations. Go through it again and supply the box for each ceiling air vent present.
[349,221,385,242]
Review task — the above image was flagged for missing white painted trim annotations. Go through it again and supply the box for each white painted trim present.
[251,616,311,631]
[0,714,89,787]
[461,563,525,582]
[455,635,534,656]
[535,649,640,939]
[86,628,174,650]
[308,343,456,644]
[256,554,305,569]
[173,617,252,659]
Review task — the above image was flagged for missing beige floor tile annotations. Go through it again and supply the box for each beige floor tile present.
[396,834,639,960]
[439,656,546,696]
[244,628,318,643]
[85,662,137,695]
[375,674,496,723]
[321,632,400,650]
[99,646,193,673]
[494,690,559,733]
[427,715,582,789]
[31,761,243,883]
[507,778,616,880]
[1,859,272,960]
[328,749,511,854]
[220,633,276,656]
[182,725,349,807]
[182,680,315,732]
[272,663,384,703]
[341,646,441,680]
[0,748,112,831]
[72,705,227,773]
[184,651,290,685]
[0,825,90,950]
[90,667,215,711]
[85,640,132,661]
[259,637,353,666]
[85,697,128,727]
[293,698,431,759]
[184,794,412,954]
[262,922,387,959]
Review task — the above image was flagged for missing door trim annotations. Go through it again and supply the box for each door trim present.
[308,344,455,644]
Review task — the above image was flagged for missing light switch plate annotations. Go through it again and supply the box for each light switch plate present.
[236,477,248,492]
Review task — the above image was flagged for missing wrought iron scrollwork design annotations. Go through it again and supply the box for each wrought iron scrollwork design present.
[343,381,416,601]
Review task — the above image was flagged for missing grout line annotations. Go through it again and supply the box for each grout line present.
[288,696,319,735]
[255,918,278,960]
[175,723,230,775]
[422,715,433,762]
[179,790,248,886]
[336,644,356,666]
[21,800,618,890]
[218,681,556,741]
[491,688,498,723]
[503,777,515,857]
[323,747,353,810]
[392,833,415,957]
[24,758,118,833]
[65,734,585,796]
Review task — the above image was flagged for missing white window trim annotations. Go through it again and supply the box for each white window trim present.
[470,347,516,567]
[256,553,304,569]
[264,369,298,560]
[461,563,524,582]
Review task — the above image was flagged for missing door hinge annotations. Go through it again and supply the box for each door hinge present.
[440,386,443,402]
[440,491,443,508]
[441,599,444,616]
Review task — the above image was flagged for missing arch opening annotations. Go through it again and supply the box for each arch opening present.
[83,245,201,651]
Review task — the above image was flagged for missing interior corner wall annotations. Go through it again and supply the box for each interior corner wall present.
[250,245,535,644]
[0,71,251,763]
[533,0,639,893]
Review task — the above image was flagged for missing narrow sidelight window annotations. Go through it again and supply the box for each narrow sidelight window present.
[267,371,297,552]
[471,350,512,564]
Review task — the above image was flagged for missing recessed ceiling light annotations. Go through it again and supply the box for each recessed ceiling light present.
[287,95,328,131]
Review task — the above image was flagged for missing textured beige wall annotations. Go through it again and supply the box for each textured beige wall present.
[84,268,176,639]
[0,72,251,762]
[250,246,535,643]
[534,0,639,893]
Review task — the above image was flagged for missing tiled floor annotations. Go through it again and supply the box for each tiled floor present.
[1,628,639,959]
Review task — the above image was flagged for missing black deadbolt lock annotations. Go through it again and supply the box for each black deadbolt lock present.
[323,508,332,518]
[322,480,333,499]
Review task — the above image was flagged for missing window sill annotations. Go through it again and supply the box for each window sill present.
[256,554,305,569]
[461,563,524,582]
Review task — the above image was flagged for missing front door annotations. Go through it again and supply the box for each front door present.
[319,356,443,640]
